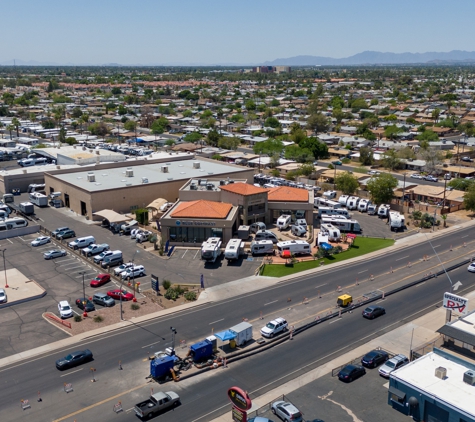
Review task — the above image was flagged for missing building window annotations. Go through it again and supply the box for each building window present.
[389,393,405,405]
[169,227,222,243]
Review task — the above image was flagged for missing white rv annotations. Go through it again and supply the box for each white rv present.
[201,237,222,263]
[346,196,360,210]
[317,207,350,219]
[367,204,377,215]
[29,192,48,207]
[357,199,370,212]
[276,214,291,231]
[224,239,245,261]
[250,240,274,256]
[320,223,341,242]
[316,232,329,246]
[377,204,391,218]
[314,197,342,209]
[389,211,405,232]
[323,190,337,199]
[321,217,361,233]
[338,195,350,207]
[276,240,311,256]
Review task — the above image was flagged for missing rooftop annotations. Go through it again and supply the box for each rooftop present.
[267,186,309,202]
[220,183,268,196]
[171,200,233,219]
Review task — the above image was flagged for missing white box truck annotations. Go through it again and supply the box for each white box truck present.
[229,321,253,347]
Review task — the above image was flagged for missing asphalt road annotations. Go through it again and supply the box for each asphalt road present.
[0,228,473,421]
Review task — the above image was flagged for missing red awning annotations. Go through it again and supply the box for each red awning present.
[346,234,357,239]
[282,250,292,258]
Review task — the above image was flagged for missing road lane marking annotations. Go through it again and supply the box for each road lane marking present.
[462,235,468,238]
[329,318,343,324]
[395,255,409,261]
[314,283,328,289]
[433,245,441,248]
[209,318,224,325]
[60,368,83,377]
[358,270,367,274]
[141,340,161,349]
[264,300,278,306]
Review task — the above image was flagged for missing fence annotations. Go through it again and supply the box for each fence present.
[45,313,72,329]
[0,224,40,240]
[411,335,444,361]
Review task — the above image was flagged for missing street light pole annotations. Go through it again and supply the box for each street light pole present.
[170,326,177,356]
[79,271,87,317]
[1,249,8,288]
[132,249,139,301]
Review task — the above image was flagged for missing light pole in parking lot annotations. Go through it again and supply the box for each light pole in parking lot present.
[79,271,87,317]
[170,326,177,356]
[1,248,8,288]
[131,250,139,301]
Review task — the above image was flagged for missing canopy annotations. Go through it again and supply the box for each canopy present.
[319,242,332,251]
[146,198,168,211]
[214,330,237,341]
[92,209,132,224]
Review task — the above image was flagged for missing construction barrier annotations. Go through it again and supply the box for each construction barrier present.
[21,399,31,410]
[64,383,73,393]
[46,313,71,329]
[113,401,123,413]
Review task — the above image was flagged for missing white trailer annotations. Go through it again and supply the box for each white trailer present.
[321,217,361,233]
[317,207,350,219]
[357,199,370,212]
[389,211,405,232]
[323,190,337,199]
[320,223,341,242]
[377,204,391,218]
[276,240,311,256]
[224,239,245,261]
[29,192,48,207]
[229,321,253,347]
[201,237,222,263]
[276,214,291,231]
[316,232,329,246]
[338,195,350,207]
[314,197,342,209]
[346,196,360,210]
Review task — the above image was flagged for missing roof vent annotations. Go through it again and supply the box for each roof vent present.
[206,183,214,190]
[56,165,60,169]
[96,150,100,155]
[125,182,132,186]
[161,165,169,173]
[190,183,197,190]
[193,161,201,169]
[167,177,173,180]
[142,177,148,184]
[87,173,96,182]
[126,168,134,177]
[463,370,475,385]
[435,367,447,380]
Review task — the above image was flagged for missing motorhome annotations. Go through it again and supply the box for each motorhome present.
[250,240,274,256]
[377,204,391,219]
[0,217,28,231]
[389,211,405,232]
[254,230,279,244]
[314,197,342,209]
[346,196,360,210]
[277,240,311,256]
[250,222,266,234]
[323,190,337,199]
[2,194,14,203]
[29,192,48,207]
[201,237,222,263]
[320,223,341,242]
[27,184,45,194]
[357,199,370,212]
[338,195,350,207]
[224,239,245,261]
[317,207,350,219]
[276,214,291,231]
[321,217,361,233]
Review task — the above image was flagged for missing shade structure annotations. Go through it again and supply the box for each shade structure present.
[214,330,237,341]
[319,242,332,251]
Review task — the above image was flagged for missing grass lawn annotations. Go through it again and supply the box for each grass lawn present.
[261,237,395,277]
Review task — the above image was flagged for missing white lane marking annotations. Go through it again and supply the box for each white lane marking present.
[193,249,200,259]
[60,368,83,377]
[461,235,468,238]
[182,249,188,258]
[329,318,343,324]
[358,270,367,274]
[141,340,161,349]
[18,236,25,241]
[433,245,440,248]
[314,283,328,289]
[75,272,96,279]
[416,282,426,287]
[209,318,224,325]
[395,255,409,261]
[55,258,75,263]
[37,217,44,222]
[5,238,12,244]
[264,300,278,306]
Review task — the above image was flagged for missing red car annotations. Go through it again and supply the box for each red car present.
[90,273,111,288]
[107,289,134,301]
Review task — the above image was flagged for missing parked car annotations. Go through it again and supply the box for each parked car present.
[271,400,303,422]
[332,160,342,166]
[379,354,409,377]
[461,156,474,162]
[107,289,134,301]
[0,288,7,303]
[130,228,144,239]
[468,263,475,273]
[159,202,174,212]
[136,230,152,243]
[120,265,145,280]
[31,236,51,246]
[114,262,134,276]
[75,298,96,312]
[44,249,67,260]
[90,273,111,287]
[368,170,380,176]
[55,349,93,370]
[82,243,109,257]
[410,173,423,179]
[248,418,276,422]
[338,364,366,382]
[58,300,73,318]
[51,227,69,238]
[362,305,386,319]
[92,292,115,307]
[56,229,76,240]
[361,349,389,368]
[424,175,439,182]
[260,317,288,338]
[93,250,113,264]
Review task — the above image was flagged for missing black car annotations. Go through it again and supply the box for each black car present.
[75,298,96,312]
[338,364,366,382]
[361,349,389,368]
[56,349,93,370]
[362,305,386,319]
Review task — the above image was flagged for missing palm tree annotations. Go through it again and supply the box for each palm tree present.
[7,124,15,139]
[11,118,20,138]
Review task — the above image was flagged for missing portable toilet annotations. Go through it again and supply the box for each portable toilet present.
[206,335,218,353]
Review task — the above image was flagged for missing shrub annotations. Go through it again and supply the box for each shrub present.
[131,303,140,310]
[165,287,180,301]
[184,291,197,301]
[162,279,171,290]
[74,315,82,322]
[93,315,104,323]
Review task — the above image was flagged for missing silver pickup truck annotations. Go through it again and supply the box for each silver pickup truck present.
[82,243,109,257]
[134,391,180,418]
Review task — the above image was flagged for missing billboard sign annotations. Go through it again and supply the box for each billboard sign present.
[443,292,469,316]
[227,386,252,411]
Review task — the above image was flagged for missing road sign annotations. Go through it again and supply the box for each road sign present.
[443,292,469,316]
[151,274,159,292]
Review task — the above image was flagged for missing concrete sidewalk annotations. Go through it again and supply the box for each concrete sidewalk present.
[210,287,471,422]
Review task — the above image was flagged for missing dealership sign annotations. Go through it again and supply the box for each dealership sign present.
[227,386,252,411]
[175,220,216,227]
[443,292,469,316]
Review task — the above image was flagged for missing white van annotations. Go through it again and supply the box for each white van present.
[68,236,95,250]
[347,196,360,210]
[276,215,291,231]
[224,239,244,261]
[254,230,279,244]
[250,222,266,234]
[291,225,307,237]
[277,240,311,256]
[250,240,274,256]
[317,207,350,219]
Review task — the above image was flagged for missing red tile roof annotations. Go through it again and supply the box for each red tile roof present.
[220,183,268,196]
[267,186,309,202]
[171,200,233,219]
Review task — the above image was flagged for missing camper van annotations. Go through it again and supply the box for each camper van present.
[357,199,370,212]
[317,207,350,219]
[320,223,341,242]
[250,222,266,234]
[338,195,350,207]
[224,239,244,261]
[323,190,337,199]
[276,215,291,231]
[377,204,391,219]
[276,240,311,256]
[346,196,360,210]
[250,240,274,256]
[389,211,405,232]
[321,217,361,233]
[314,197,342,209]
[201,237,222,263]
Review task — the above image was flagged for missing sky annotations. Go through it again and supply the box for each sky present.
[2,0,475,66]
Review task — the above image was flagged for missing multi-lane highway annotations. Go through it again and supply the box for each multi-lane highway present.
[0,226,473,421]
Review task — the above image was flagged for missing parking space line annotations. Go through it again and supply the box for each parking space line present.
[193,249,200,259]
[56,258,75,263]
[182,249,188,258]
[5,238,12,244]
[61,265,85,270]
[75,272,96,278]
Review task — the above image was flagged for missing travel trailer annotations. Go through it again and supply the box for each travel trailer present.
[321,217,361,233]
[276,240,311,256]
[201,237,222,263]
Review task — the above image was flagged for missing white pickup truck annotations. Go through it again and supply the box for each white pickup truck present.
[134,391,180,418]
[82,243,109,257]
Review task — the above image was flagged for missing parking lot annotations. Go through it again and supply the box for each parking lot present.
[251,359,407,422]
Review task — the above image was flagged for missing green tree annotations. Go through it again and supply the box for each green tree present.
[88,122,109,137]
[207,129,221,147]
[253,138,284,156]
[245,100,256,111]
[111,87,122,95]
[381,149,402,171]
[300,136,328,159]
[58,126,67,143]
[432,108,441,123]
[417,129,439,142]
[349,97,368,112]
[463,183,475,214]
[11,117,20,137]
[284,145,313,163]
[448,178,474,191]
[366,173,398,205]
[331,96,345,109]
[307,113,329,134]
[218,136,240,150]
[118,104,127,115]
[71,107,83,119]
[359,146,374,165]
[183,132,203,143]
[182,109,193,118]
[151,117,168,138]
[42,120,55,129]
[335,171,359,195]
[264,116,281,129]
[384,125,402,140]
[123,120,137,131]
[298,163,315,176]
